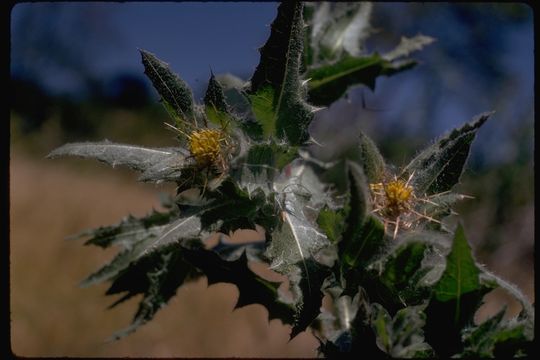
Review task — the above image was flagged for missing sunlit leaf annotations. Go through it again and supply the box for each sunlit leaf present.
[47,141,189,175]
[249,1,313,145]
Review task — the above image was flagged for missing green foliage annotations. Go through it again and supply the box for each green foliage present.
[140,49,196,132]
[302,3,434,106]
[404,111,494,195]
[433,223,481,304]
[248,1,314,145]
[48,1,532,357]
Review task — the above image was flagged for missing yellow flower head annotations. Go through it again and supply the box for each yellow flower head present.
[370,172,452,239]
[370,179,413,216]
[384,179,413,209]
[188,128,224,167]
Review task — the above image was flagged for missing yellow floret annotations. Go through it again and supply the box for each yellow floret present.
[188,129,224,167]
[384,180,413,208]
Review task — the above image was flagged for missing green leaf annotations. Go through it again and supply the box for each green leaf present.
[106,243,199,340]
[356,131,385,183]
[70,208,178,249]
[243,142,298,174]
[73,208,180,287]
[288,259,332,338]
[341,215,385,271]
[80,231,166,288]
[200,178,276,234]
[424,223,497,357]
[317,206,346,243]
[182,248,295,324]
[140,49,197,131]
[248,86,276,138]
[249,1,313,145]
[306,54,416,106]
[204,72,234,127]
[433,223,480,303]
[47,141,190,178]
[264,162,335,338]
[379,240,429,303]
[339,162,385,270]
[266,162,332,276]
[403,111,493,195]
[142,210,205,255]
[371,303,434,358]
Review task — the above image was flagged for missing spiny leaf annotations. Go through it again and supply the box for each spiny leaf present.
[204,72,234,127]
[264,162,334,338]
[249,1,313,145]
[371,303,434,358]
[140,49,196,131]
[424,223,497,357]
[383,34,435,61]
[289,258,331,339]
[404,111,493,195]
[80,230,166,287]
[266,162,332,277]
[379,240,429,303]
[316,206,346,243]
[383,34,435,62]
[182,248,295,324]
[306,53,417,106]
[304,2,374,65]
[341,216,385,272]
[248,87,276,138]
[71,208,178,249]
[433,223,480,303]
[200,178,276,234]
[47,141,189,175]
[480,270,535,326]
[107,244,199,340]
[357,131,386,183]
[137,153,195,184]
[460,304,533,358]
[141,211,204,256]
[250,1,303,94]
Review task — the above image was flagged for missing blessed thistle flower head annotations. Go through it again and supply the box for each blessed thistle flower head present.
[370,172,443,239]
[188,128,226,168]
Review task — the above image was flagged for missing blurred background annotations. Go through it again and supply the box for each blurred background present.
[10,2,533,357]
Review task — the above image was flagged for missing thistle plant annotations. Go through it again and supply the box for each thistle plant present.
[48,2,533,357]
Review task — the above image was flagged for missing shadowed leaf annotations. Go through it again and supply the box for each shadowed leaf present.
[371,303,433,358]
[424,223,497,357]
[140,49,196,131]
[433,223,480,303]
[306,54,416,106]
[183,248,295,324]
[106,244,199,341]
[249,1,313,145]
[357,131,386,183]
[404,111,493,195]
[204,72,235,127]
